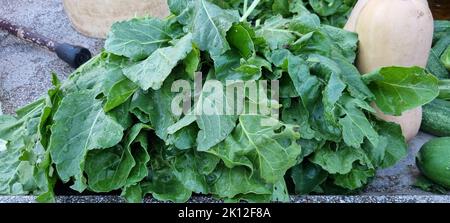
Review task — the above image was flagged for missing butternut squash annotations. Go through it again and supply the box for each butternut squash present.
[63,0,170,38]
[345,0,434,141]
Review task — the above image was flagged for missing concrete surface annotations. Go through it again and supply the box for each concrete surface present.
[0,0,448,203]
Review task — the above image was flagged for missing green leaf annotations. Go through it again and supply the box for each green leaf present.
[364,120,407,168]
[209,164,272,199]
[310,145,371,175]
[339,98,379,148]
[195,81,238,151]
[121,183,143,203]
[333,167,375,190]
[287,55,321,109]
[125,124,152,185]
[256,15,297,50]
[123,33,193,91]
[85,145,135,192]
[308,0,344,17]
[104,78,138,112]
[364,66,439,116]
[190,0,240,55]
[0,99,55,199]
[49,90,124,192]
[289,12,321,34]
[291,161,328,195]
[333,57,374,100]
[105,18,172,60]
[142,168,192,202]
[171,151,213,194]
[281,98,315,140]
[184,46,201,80]
[227,23,255,59]
[272,0,290,17]
[321,25,358,63]
[323,72,346,122]
[209,115,301,183]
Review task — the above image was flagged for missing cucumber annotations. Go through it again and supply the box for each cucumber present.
[421,99,450,136]
[438,79,450,100]
[416,137,450,189]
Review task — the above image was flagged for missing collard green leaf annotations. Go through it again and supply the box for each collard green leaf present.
[281,98,315,140]
[123,34,193,91]
[287,55,321,109]
[321,25,358,63]
[308,0,344,17]
[85,145,135,192]
[171,151,212,194]
[0,108,41,195]
[333,57,374,100]
[289,11,321,34]
[184,46,201,80]
[49,90,124,192]
[209,165,272,199]
[333,167,375,190]
[227,23,255,59]
[256,15,297,50]
[364,66,439,116]
[125,124,152,185]
[142,168,192,202]
[372,120,407,168]
[190,0,240,55]
[291,161,328,195]
[104,78,138,112]
[209,115,301,183]
[195,81,238,151]
[339,98,379,148]
[323,72,346,122]
[121,183,143,203]
[105,18,171,60]
[310,145,371,175]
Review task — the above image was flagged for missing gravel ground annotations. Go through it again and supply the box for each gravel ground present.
[0,0,103,115]
[0,0,448,203]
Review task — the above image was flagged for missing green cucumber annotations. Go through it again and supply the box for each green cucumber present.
[438,79,450,100]
[416,137,450,189]
[421,99,450,137]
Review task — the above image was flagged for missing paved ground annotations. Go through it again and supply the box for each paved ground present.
[0,0,448,202]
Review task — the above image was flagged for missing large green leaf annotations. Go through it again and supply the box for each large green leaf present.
[364,66,439,116]
[209,164,272,199]
[256,15,297,50]
[334,167,375,190]
[49,90,124,192]
[339,97,379,148]
[310,144,372,175]
[85,145,134,192]
[208,115,301,183]
[105,18,172,60]
[291,161,328,195]
[190,0,240,55]
[123,34,193,91]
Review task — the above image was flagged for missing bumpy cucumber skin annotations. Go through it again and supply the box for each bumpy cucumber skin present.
[421,99,450,137]
[416,137,450,189]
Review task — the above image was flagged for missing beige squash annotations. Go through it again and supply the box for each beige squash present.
[63,0,170,39]
[345,0,434,141]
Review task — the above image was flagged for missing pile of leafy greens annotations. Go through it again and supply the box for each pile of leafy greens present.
[0,0,439,202]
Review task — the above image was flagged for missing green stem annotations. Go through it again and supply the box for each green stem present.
[243,0,248,13]
[240,0,261,22]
